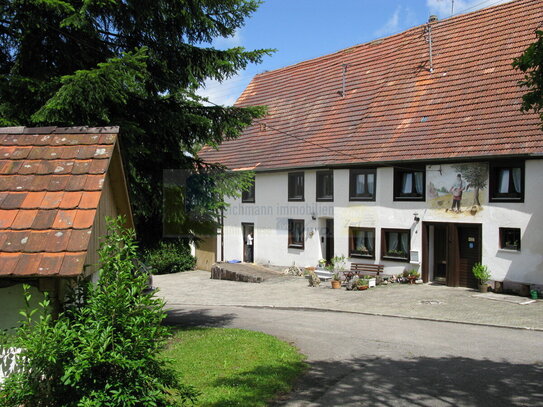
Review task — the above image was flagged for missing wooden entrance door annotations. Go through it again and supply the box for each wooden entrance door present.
[433,225,447,283]
[457,225,481,289]
[423,222,481,288]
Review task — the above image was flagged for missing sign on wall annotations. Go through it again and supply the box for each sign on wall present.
[427,163,488,214]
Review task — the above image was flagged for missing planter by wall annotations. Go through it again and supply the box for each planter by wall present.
[479,284,489,293]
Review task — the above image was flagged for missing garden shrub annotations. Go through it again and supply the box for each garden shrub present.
[144,241,196,275]
[0,217,197,407]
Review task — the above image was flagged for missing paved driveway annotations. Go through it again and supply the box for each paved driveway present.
[156,271,543,406]
[164,305,543,407]
[154,270,543,330]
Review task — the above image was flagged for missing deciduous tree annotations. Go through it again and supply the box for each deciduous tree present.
[513,30,543,127]
[0,217,197,406]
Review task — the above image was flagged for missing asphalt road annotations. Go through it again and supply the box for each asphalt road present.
[165,305,543,407]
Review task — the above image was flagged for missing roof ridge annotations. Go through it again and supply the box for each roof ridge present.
[250,26,420,80]
[204,0,543,171]
[428,0,538,30]
[247,0,534,82]
[0,126,120,135]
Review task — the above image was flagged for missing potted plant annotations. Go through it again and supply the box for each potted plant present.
[504,240,520,250]
[363,274,377,288]
[356,245,370,256]
[356,278,369,290]
[472,263,491,292]
[331,273,341,289]
[406,269,420,284]
[386,249,407,259]
[331,255,347,272]
[317,258,327,269]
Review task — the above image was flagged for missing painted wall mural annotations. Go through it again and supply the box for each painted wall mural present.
[427,163,488,213]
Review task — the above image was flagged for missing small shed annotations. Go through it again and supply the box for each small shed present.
[0,126,133,331]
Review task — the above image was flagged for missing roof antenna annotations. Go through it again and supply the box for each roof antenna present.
[451,0,455,16]
[425,16,438,73]
[339,64,349,97]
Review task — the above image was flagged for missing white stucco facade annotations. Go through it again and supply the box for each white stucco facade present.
[218,160,543,287]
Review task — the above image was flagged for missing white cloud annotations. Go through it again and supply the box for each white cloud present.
[196,72,252,106]
[194,30,249,106]
[213,30,243,49]
[427,0,515,18]
[374,6,418,38]
[374,7,401,37]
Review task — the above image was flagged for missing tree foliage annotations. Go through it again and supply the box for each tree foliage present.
[513,30,543,127]
[162,168,254,240]
[0,217,197,406]
[0,0,272,245]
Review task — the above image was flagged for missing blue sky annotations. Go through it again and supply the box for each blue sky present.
[198,0,514,105]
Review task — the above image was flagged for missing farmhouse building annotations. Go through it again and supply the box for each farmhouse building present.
[200,0,543,290]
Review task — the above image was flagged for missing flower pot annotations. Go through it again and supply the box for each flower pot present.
[478,284,488,293]
[357,285,369,291]
[368,278,376,288]
[331,280,341,289]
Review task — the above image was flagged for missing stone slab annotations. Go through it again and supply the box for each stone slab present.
[210,262,286,283]
[472,292,537,305]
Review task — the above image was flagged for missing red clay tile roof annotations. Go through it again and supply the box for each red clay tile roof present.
[200,0,543,171]
[0,126,118,278]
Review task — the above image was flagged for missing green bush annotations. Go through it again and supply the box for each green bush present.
[0,217,197,407]
[472,262,491,285]
[144,241,196,275]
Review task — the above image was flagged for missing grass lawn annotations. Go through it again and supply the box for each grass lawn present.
[163,327,306,406]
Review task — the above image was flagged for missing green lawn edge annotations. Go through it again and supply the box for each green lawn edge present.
[162,327,307,407]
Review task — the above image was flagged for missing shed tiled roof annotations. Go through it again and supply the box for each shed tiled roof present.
[0,126,119,277]
[200,0,543,171]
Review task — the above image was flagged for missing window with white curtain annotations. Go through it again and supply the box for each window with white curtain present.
[349,169,376,201]
[382,229,410,261]
[394,167,425,201]
[349,227,375,258]
[490,162,524,202]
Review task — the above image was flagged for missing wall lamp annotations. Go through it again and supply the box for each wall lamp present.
[413,213,420,222]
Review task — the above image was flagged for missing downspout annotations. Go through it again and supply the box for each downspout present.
[220,207,224,262]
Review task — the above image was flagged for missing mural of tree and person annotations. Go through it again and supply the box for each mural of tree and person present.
[427,163,488,214]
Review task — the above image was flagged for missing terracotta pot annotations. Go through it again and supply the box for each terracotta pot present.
[479,284,488,293]
[331,280,341,289]
[357,285,369,291]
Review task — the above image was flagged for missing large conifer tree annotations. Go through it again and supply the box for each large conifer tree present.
[0,0,270,245]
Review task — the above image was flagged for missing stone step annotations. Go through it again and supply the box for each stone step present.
[210,262,285,283]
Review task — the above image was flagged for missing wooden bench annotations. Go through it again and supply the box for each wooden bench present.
[343,263,385,281]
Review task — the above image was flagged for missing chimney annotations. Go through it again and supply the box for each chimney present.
[428,15,438,23]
